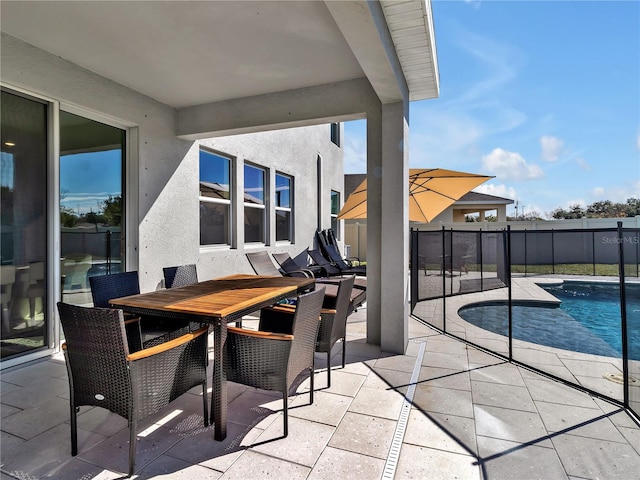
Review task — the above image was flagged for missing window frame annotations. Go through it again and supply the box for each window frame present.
[199,148,232,247]
[330,122,340,147]
[330,190,340,239]
[243,162,267,245]
[275,172,293,243]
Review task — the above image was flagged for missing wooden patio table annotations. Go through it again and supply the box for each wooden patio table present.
[109,273,315,441]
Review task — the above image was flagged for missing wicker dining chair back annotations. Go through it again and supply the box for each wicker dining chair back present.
[89,271,140,308]
[225,286,325,437]
[57,302,209,477]
[316,276,355,387]
[163,264,198,288]
[89,271,191,351]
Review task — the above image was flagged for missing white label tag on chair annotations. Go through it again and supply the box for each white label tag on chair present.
[95,394,105,401]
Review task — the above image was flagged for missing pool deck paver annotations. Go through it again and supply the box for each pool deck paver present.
[1,292,639,479]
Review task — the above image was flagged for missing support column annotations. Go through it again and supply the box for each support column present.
[497,205,507,222]
[366,108,382,346]
[366,100,409,354]
[379,101,409,354]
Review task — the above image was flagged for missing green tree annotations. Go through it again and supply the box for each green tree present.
[625,197,640,217]
[587,200,614,218]
[60,207,78,227]
[552,204,585,219]
[102,195,122,226]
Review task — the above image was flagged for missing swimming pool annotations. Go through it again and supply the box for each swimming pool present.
[458,281,640,359]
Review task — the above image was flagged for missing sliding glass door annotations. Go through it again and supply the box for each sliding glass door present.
[59,111,125,306]
[0,90,127,362]
[1,90,48,359]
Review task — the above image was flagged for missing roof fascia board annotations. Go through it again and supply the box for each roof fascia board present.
[324,0,408,104]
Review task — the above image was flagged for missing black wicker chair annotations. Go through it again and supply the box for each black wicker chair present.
[315,276,354,387]
[163,264,198,288]
[89,271,190,350]
[225,286,325,437]
[260,277,355,388]
[246,251,313,278]
[57,302,209,477]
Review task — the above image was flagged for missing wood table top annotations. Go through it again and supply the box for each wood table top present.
[109,274,315,320]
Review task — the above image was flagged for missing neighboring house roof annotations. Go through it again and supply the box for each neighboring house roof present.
[456,191,514,205]
[344,174,367,198]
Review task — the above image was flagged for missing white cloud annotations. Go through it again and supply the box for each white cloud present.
[575,157,591,171]
[474,183,518,201]
[565,198,586,208]
[343,133,367,173]
[522,204,545,217]
[540,135,563,162]
[407,27,526,168]
[481,148,544,181]
[589,181,640,203]
[464,0,483,9]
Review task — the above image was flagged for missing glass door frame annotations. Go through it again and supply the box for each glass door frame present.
[0,82,138,369]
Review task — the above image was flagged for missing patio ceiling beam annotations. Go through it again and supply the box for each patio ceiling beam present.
[177,78,378,140]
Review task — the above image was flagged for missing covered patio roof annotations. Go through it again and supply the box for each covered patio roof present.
[1,0,440,354]
[1,0,438,110]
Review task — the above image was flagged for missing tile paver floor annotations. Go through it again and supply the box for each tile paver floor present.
[1,301,639,479]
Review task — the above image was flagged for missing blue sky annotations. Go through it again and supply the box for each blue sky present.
[60,151,122,215]
[343,0,640,218]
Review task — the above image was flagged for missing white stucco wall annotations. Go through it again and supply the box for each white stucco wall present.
[1,33,343,293]
[166,126,344,284]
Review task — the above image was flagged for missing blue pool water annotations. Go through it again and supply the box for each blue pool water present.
[458,281,640,359]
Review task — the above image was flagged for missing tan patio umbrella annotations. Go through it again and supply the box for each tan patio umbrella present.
[338,168,494,223]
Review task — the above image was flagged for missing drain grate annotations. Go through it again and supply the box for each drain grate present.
[382,340,426,480]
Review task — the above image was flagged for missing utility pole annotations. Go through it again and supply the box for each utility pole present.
[514,200,519,219]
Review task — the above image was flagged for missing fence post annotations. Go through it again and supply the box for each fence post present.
[524,229,528,276]
[106,230,112,274]
[551,230,555,275]
[410,228,417,312]
[506,226,513,361]
[479,229,484,291]
[617,222,629,408]
[442,226,446,332]
[592,230,596,276]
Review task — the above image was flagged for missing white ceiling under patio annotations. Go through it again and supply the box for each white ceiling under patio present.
[0,0,439,109]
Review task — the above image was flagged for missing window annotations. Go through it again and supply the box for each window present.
[331,190,340,238]
[60,110,126,298]
[275,173,293,242]
[199,149,231,246]
[244,164,265,243]
[330,122,340,146]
